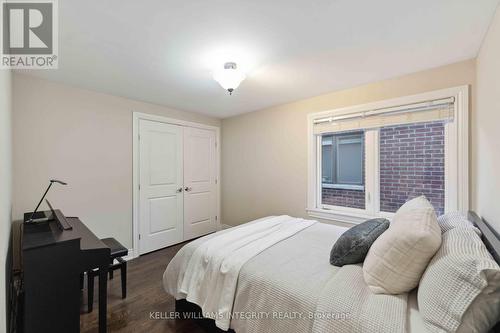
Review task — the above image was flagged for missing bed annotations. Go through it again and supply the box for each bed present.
[163,213,500,333]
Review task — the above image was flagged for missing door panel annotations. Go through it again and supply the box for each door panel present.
[186,192,211,224]
[188,136,211,182]
[183,127,217,240]
[149,131,177,185]
[139,120,183,254]
[149,196,177,233]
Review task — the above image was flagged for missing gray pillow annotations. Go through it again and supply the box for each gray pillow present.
[330,218,389,267]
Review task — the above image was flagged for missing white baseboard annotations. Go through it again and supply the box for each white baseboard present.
[220,224,233,230]
[121,248,137,261]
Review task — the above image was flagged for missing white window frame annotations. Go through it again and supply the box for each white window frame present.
[307,86,469,225]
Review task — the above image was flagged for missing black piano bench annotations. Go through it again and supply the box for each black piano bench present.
[87,237,128,313]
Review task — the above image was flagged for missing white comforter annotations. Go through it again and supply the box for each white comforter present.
[172,215,316,330]
[164,217,410,333]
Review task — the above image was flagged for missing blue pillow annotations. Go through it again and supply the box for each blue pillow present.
[330,218,390,267]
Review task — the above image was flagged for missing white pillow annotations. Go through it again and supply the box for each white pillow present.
[437,211,481,236]
[418,227,500,333]
[363,196,442,294]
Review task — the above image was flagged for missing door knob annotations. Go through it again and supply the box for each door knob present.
[176,187,183,193]
[184,187,192,192]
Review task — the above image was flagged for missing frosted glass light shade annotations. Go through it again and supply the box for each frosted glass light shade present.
[213,62,246,94]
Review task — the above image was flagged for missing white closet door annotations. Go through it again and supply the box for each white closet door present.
[139,120,184,254]
[183,127,217,240]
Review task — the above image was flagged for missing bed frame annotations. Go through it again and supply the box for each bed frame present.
[468,212,500,333]
[468,212,500,264]
[175,299,235,333]
[176,211,500,333]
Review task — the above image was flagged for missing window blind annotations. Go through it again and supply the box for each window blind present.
[313,97,454,135]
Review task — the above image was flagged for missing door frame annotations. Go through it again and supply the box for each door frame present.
[132,112,221,257]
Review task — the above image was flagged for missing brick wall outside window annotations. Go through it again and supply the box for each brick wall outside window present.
[380,121,445,215]
[322,187,365,209]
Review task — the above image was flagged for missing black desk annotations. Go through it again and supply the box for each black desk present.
[18,216,110,333]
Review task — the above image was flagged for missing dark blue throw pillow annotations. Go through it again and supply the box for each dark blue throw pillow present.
[330,218,390,267]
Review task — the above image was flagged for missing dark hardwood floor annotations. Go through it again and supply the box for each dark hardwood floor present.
[80,242,205,333]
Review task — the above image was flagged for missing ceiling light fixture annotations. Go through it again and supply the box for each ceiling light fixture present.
[213,62,246,95]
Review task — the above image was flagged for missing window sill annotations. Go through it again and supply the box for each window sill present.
[322,183,365,191]
[306,207,394,225]
[306,208,370,225]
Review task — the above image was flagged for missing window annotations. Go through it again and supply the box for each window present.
[379,121,445,215]
[322,132,365,209]
[322,132,364,188]
[307,87,469,223]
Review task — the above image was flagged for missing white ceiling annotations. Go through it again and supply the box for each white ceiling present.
[21,0,499,118]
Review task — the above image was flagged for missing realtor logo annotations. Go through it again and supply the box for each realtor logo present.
[1,0,58,69]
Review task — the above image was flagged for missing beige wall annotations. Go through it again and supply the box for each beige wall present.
[0,70,12,333]
[12,74,220,249]
[221,60,476,226]
[475,5,500,232]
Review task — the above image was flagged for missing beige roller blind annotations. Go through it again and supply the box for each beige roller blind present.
[313,97,454,135]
